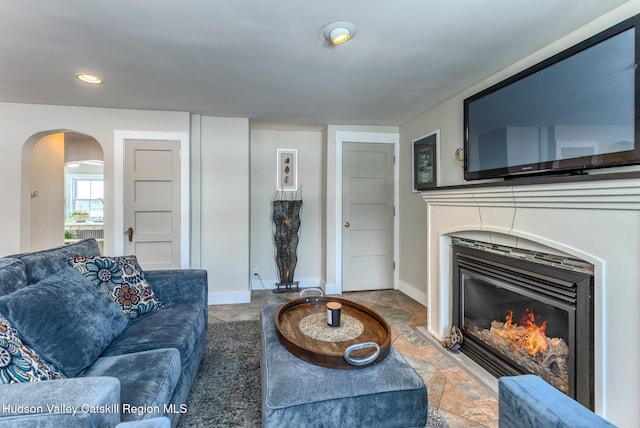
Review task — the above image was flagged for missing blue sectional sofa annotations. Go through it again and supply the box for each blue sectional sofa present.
[499,375,616,428]
[0,239,208,427]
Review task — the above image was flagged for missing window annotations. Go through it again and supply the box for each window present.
[66,174,104,221]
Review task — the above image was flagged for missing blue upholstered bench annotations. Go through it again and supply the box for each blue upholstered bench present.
[260,304,428,427]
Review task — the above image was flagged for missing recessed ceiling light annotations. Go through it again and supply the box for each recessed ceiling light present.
[75,73,103,84]
[323,21,356,45]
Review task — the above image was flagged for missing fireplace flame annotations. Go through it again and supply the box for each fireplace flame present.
[494,308,549,356]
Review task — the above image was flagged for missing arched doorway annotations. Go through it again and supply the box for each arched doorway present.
[21,130,104,252]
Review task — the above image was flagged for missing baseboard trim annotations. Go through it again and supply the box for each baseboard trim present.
[397,280,427,307]
[208,291,251,305]
[324,281,341,296]
[251,276,324,291]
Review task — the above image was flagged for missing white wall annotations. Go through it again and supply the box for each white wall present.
[250,129,324,290]
[0,102,189,257]
[197,116,251,304]
[0,104,255,303]
[397,2,640,305]
[64,133,103,163]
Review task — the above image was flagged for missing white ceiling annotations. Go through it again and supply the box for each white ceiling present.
[0,0,629,127]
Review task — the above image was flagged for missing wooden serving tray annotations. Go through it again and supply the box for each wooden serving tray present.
[274,296,391,369]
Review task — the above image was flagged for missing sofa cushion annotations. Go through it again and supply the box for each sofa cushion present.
[0,267,129,377]
[0,312,65,383]
[0,258,28,296]
[0,377,121,427]
[102,302,205,366]
[69,255,163,319]
[12,239,100,285]
[80,348,182,423]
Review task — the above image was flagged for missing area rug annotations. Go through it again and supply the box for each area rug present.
[178,320,449,427]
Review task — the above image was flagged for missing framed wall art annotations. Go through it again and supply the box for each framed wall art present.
[277,148,298,191]
[413,131,438,191]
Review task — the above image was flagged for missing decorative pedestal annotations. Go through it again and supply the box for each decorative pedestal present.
[272,198,302,293]
[273,281,300,294]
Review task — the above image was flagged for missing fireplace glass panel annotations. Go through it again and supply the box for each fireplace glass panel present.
[461,271,572,395]
[463,274,570,341]
[452,241,594,408]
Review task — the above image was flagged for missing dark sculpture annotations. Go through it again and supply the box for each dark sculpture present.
[272,191,302,293]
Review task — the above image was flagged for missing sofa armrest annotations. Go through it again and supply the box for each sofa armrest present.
[144,269,208,307]
[498,375,615,428]
[0,377,121,427]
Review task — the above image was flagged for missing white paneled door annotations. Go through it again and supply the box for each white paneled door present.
[342,142,395,291]
[124,139,181,270]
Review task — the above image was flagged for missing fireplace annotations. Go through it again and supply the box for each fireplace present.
[451,239,594,409]
[420,178,640,426]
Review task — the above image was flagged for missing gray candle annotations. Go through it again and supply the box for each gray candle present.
[327,302,342,327]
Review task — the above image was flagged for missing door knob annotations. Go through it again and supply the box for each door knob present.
[125,227,134,242]
[343,221,350,228]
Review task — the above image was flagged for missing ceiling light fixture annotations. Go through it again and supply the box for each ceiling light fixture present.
[323,21,356,45]
[75,73,103,84]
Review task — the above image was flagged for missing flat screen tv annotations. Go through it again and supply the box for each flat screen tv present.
[464,14,640,181]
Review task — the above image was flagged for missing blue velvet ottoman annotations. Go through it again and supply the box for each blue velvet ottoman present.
[260,304,428,427]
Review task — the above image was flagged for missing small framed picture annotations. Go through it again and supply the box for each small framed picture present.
[277,148,297,191]
[413,131,438,191]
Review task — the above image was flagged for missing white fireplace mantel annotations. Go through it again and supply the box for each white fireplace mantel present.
[422,176,640,428]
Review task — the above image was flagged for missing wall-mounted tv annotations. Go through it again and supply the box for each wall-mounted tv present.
[464,14,640,181]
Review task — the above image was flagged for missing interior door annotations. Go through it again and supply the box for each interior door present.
[342,142,394,291]
[30,133,65,251]
[124,139,181,270]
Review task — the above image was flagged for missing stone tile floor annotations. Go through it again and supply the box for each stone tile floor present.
[208,289,499,428]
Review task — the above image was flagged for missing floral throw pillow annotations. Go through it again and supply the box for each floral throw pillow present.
[0,313,66,384]
[69,255,163,319]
